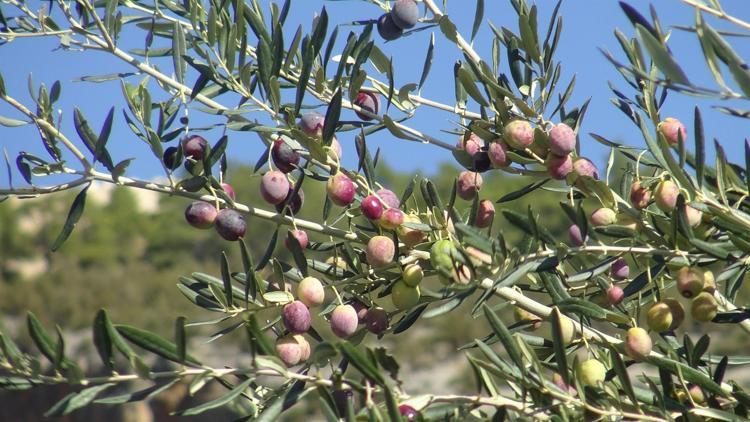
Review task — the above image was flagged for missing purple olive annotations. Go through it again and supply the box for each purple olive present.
[546,154,573,180]
[185,202,218,229]
[377,13,403,41]
[503,120,534,149]
[488,141,510,168]
[260,171,291,205]
[330,304,359,338]
[272,139,301,173]
[630,181,651,210]
[163,146,181,170]
[354,91,379,121]
[607,285,624,306]
[376,188,401,209]
[181,135,208,160]
[456,171,483,200]
[326,173,356,207]
[568,224,586,246]
[572,157,599,180]
[366,236,396,268]
[364,307,389,334]
[275,188,305,215]
[657,117,687,146]
[548,123,576,156]
[214,209,246,241]
[474,199,495,228]
[300,112,325,137]
[282,300,311,334]
[220,183,236,200]
[391,0,419,30]
[360,195,384,220]
[399,404,419,421]
[285,229,309,250]
[610,258,630,280]
[380,208,405,230]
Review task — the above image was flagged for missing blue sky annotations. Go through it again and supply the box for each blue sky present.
[1,0,749,187]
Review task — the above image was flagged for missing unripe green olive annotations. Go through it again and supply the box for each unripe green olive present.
[675,267,704,299]
[391,281,420,310]
[691,292,718,323]
[430,239,459,284]
[577,359,606,387]
[624,327,652,361]
[401,264,423,287]
[647,301,674,333]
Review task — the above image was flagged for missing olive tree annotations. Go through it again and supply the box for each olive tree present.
[1,0,750,420]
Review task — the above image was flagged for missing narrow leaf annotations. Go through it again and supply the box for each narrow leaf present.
[51,185,90,252]
[174,378,253,416]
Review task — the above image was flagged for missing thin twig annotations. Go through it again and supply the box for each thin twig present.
[0,94,91,168]
[680,0,750,32]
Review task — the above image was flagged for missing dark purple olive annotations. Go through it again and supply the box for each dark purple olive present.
[391,0,419,30]
[181,135,208,160]
[377,13,403,41]
[271,140,301,173]
[184,202,217,229]
[214,209,246,241]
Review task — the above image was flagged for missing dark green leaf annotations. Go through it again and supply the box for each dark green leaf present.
[338,342,384,385]
[607,343,637,405]
[175,316,186,365]
[295,36,314,115]
[483,305,525,374]
[172,21,186,84]
[93,310,114,370]
[497,179,549,203]
[383,385,401,421]
[27,312,55,363]
[471,0,484,42]
[175,378,253,416]
[322,89,342,146]
[635,25,689,85]
[45,384,115,417]
[286,231,308,277]
[220,252,234,308]
[239,239,259,304]
[95,379,179,405]
[695,107,705,189]
[51,184,90,252]
[419,33,435,90]
[116,325,201,366]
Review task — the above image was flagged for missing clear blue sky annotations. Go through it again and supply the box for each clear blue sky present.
[1,0,749,187]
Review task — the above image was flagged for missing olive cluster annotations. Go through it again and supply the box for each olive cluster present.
[376,0,419,41]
